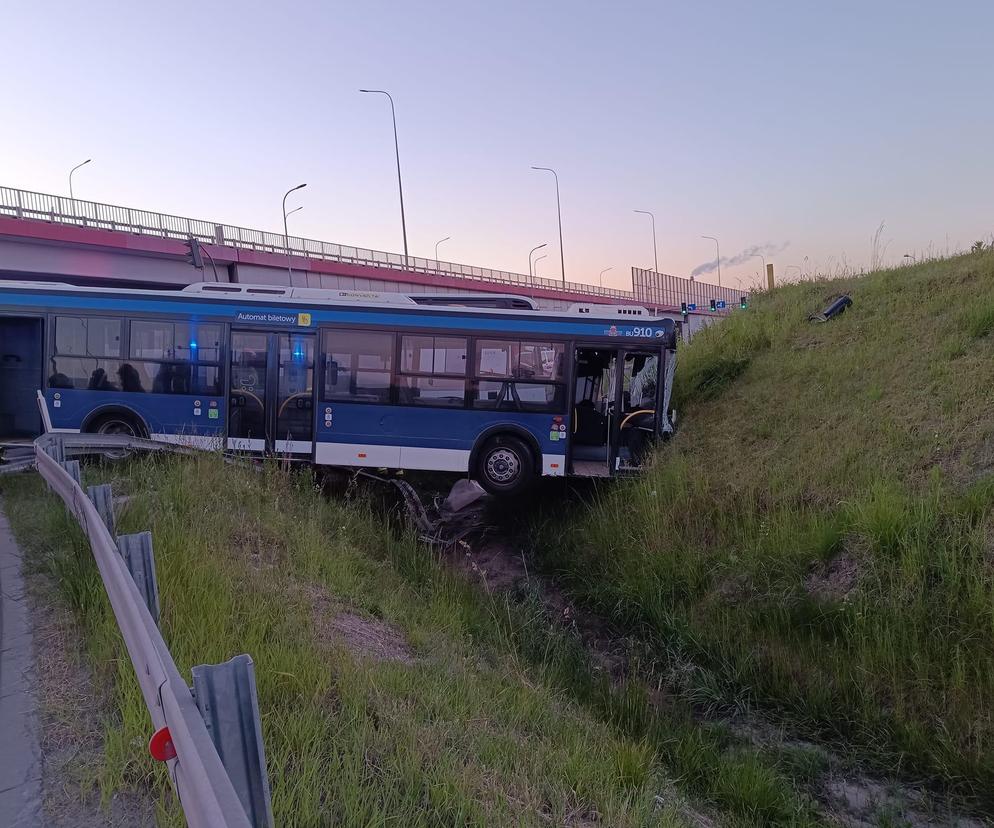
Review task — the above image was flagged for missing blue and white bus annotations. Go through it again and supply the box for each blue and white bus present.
[0,280,677,494]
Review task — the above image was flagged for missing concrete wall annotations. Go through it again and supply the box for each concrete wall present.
[0,237,194,286]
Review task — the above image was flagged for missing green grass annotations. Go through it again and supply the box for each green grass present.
[14,252,991,822]
[537,248,994,807]
[1,454,829,826]
[4,458,689,826]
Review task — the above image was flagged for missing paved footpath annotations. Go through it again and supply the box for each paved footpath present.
[0,505,42,826]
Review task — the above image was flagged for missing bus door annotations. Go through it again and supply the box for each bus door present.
[616,350,660,471]
[570,346,660,476]
[569,347,618,477]
[228,330,315,455]
[0,314,44,440]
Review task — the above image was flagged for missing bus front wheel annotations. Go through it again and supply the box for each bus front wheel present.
[475,435,534,496]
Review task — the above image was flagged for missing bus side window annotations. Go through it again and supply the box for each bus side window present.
[398,335,467,407]
[471,339,565,413]
[50,316,123,391]
[321,330,393,404]
[128,320,223,396]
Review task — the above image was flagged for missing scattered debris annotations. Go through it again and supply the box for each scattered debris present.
[440,478,488,515]
[0,442,35,474]
[371,473,492,547]
[809,294,853,322]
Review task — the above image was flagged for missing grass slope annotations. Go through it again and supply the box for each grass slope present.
[542,249,994,803]
[4,458,697,827]
[4,449,857,825]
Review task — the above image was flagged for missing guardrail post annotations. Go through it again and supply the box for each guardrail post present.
[61,459,82,487]
[86,484,116,536]
[43,438,65,464]
[117,532,161,626]
[191,655,274,828]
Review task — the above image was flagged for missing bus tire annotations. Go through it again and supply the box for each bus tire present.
[475,435,534,496]
[86,412,146,461]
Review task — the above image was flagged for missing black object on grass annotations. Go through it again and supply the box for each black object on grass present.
[809,294,853,322]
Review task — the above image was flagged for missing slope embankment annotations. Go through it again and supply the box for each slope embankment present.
[541,250,994,800]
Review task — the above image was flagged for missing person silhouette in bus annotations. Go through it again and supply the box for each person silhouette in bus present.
[87,367,113,391]
[48,358,73,389]
[118,363,145,393]
[153,363,174,394]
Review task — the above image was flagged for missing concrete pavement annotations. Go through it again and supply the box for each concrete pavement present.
[0,505,42,826]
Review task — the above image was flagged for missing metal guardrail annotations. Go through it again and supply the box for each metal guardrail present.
[29,394,273,827]
[0,184,638,300]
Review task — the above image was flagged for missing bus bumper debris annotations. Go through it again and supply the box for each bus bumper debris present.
[809,294,853,322]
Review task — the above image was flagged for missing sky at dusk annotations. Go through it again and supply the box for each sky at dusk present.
[2,1,992,291]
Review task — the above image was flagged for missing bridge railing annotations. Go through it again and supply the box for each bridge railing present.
[0,185,635,300]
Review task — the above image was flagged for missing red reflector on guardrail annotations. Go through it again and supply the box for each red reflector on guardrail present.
[149,726,177,761]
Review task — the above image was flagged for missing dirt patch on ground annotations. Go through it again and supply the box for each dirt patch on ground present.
[713,571,754,604]
[298,582,414,665]
[450,535,637,682]
[230,525,286,573]
[327,612,415,665]
[27,567,159,827]
[821,776,985,828]
[726,710,986,827]
[805,553,860,602]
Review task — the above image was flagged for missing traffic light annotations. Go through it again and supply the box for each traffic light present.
[680,301,688,317]
[709,298,717,312]
[184,237,204,269]
[740,295,748,309]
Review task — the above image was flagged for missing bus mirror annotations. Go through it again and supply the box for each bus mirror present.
[328,360,339,386]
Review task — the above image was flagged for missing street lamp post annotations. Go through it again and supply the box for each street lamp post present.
[68,158,91,216]
[533,253,548,278]
[200,243,220,283]
[531,166,565,284]
[598,266,613,288]
[434,236,451,263]
[282,183,307,285]
[702,235,721,286]
[633,210,658,273]
[528,243,548,280]
[360,89,409,265]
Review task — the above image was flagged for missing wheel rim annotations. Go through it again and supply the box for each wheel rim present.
[99,419,135,437]
[485,447,520,485]
[97,419,136,459]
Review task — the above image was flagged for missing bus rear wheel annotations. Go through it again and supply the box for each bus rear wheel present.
[475,435,534,496]
[88,413,144,461]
